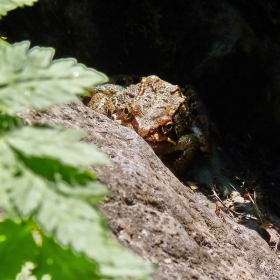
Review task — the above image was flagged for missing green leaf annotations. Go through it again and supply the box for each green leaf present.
[0,219,37,280]
[0,41,108,115]
[0,114,24,135]
[35,231,102,280]
[0,219,102,280]
[0,141,20,221]
[0,124,155,278]
[0,0,38,19]
[8,165,155,278]
[7,126,111,167]
[0,124,110,215]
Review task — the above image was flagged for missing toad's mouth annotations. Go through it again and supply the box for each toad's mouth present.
[144,129,178,145]
[147,135,177,145]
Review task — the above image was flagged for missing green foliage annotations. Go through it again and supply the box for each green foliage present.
[0,40,108,115]
[0,14,155,280]
[0,219,102,280]
[0,0,38,19]
[1,124,111,217]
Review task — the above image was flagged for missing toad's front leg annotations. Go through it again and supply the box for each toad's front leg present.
[88,84,125,117]
[171,134,200,173]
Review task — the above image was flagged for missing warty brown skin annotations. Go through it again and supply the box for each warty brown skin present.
[88,75,211,173]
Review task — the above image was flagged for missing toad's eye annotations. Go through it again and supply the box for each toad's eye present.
[162,122,173,134]
[124,107,130,115]
[122,107,132,121]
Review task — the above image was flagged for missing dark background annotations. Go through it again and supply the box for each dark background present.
[1,0,280,203]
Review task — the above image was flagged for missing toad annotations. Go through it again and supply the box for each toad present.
[88,75,211,173]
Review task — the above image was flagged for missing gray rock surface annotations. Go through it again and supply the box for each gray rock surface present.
[23,101,280,280]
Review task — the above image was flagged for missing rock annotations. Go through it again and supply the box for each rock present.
[22,101,280,280]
